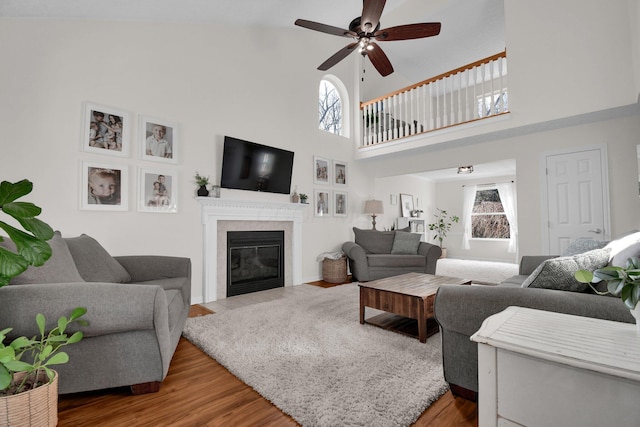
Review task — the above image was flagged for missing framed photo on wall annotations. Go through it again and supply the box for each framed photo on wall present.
[400,193,414,217]
[80,161,128,211]
[140,116,178,164]
[138,168,178,213]
[313,155,330,185]
[333,191,347,217]
[333,160,347,186]
[315,189,330,217]
[82,102,131,157]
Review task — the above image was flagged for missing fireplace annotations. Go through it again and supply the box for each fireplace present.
[198,198,305,302]
[227,231,284,297]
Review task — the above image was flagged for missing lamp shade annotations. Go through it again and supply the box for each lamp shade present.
[364,200,384,215]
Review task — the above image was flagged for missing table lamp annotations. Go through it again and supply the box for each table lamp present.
[364,199,384,230]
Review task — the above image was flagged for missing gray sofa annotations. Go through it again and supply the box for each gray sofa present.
[342,227,442,282]
[0,232,191,395]
[434,232,640,399]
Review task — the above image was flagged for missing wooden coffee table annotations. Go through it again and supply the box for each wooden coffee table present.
[359,272,472,343]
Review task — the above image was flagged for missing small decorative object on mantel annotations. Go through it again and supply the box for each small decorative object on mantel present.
[210,185,220,198]
[575,257,640,332]
[291,186,300,203]
[299,193,308,204]
[194,172,209,197]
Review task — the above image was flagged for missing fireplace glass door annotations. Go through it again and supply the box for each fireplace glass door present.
[227,230,284,297]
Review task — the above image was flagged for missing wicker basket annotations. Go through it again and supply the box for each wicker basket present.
[322,255,347,284]
[0,370,58,427]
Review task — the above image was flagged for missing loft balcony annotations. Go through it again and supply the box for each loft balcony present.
[359,51,508,149]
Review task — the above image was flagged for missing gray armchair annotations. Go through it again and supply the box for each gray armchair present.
[342,227,441,281]
[0,233,191,395]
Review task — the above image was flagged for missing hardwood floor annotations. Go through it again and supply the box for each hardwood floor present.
[58,282,477,426]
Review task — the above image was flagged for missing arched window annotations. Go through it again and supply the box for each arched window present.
[318,76,349,137]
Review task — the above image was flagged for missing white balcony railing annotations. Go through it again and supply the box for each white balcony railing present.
[360,51,508,148]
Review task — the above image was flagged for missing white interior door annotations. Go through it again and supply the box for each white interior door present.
[544,148,609,254]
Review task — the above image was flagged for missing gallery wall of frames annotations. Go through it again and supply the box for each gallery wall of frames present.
[80,102,179,214]
[313,155,347,218]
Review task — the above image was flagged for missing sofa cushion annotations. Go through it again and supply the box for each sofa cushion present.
[1,231,85,285]
[367,254,426,268]
[65,234,131,283]
[522,248,610,292]
[390,231,421,255]
[353,227,395,254]
[562,238,609,256]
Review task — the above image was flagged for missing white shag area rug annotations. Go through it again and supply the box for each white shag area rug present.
[436,258,518,284]
[183,283,449,427]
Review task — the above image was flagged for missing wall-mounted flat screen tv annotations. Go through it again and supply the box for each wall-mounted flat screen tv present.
[220,136,294,195]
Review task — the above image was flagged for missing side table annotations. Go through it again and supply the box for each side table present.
[471,306,640,426]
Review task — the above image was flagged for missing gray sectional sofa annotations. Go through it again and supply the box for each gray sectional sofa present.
[434,232,640,399]
[342,227,442,282]
[0,232,191,394]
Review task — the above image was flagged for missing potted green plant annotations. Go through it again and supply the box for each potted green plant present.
[194,172,210,197]
[0,179,87,425]
[0,309,87,424]
[575,257,640,331]
[427,208,459,258]
[299,193,308,204]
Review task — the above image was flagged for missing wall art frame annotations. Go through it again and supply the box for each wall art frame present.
[82,102,131,157]
[313,155,331,185]
[400,193,414,217]
[138,167,178,213]
[314,189,331,217]
[333,160,348,186]
[333,190,347,217]
[140,116,179,164]
[80,160,128,211]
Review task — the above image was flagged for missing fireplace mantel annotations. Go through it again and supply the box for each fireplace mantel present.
[197,197,306,301]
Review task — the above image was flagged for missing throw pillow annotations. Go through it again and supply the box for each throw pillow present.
[562,238,609,256]
[522,248,611,292]
[0,231,84,285]
[604,231,640,266]
[353,227,396,254]
[64,234,131,283]
[391,231,421,255]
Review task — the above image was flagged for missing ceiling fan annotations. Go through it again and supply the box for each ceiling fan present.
[295,0,441,77]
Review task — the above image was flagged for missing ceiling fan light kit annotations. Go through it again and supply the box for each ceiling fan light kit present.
[295,0,441,77]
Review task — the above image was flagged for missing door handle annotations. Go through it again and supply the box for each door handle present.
[588,228,602,234]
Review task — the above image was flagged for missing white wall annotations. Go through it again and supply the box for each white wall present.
[0,19,366,303]
[372,175,436,233]
[359,114,640,257]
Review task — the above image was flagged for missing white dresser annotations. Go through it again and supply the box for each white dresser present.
[471,306,640,427]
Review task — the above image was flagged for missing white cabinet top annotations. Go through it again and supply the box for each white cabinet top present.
[471,306,640,382]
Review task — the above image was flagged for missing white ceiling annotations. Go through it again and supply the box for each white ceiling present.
[0,0,505,82]
[411,159,516,183]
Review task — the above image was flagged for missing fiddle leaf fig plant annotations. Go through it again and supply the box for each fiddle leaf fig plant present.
[427,208,460,248]
[575,257,640,309]
[0,179,54,287]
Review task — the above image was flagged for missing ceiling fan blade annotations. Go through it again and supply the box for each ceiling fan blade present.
[361,0,386,34]
[318,42,359,71]
[295,19,356,38]
[375,23,442,41]
[367,42,394,76]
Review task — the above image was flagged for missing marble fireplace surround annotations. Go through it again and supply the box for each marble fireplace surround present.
[198,198,305,302]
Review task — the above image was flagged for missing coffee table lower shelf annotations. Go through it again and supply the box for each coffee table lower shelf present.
[363,313,441,341]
